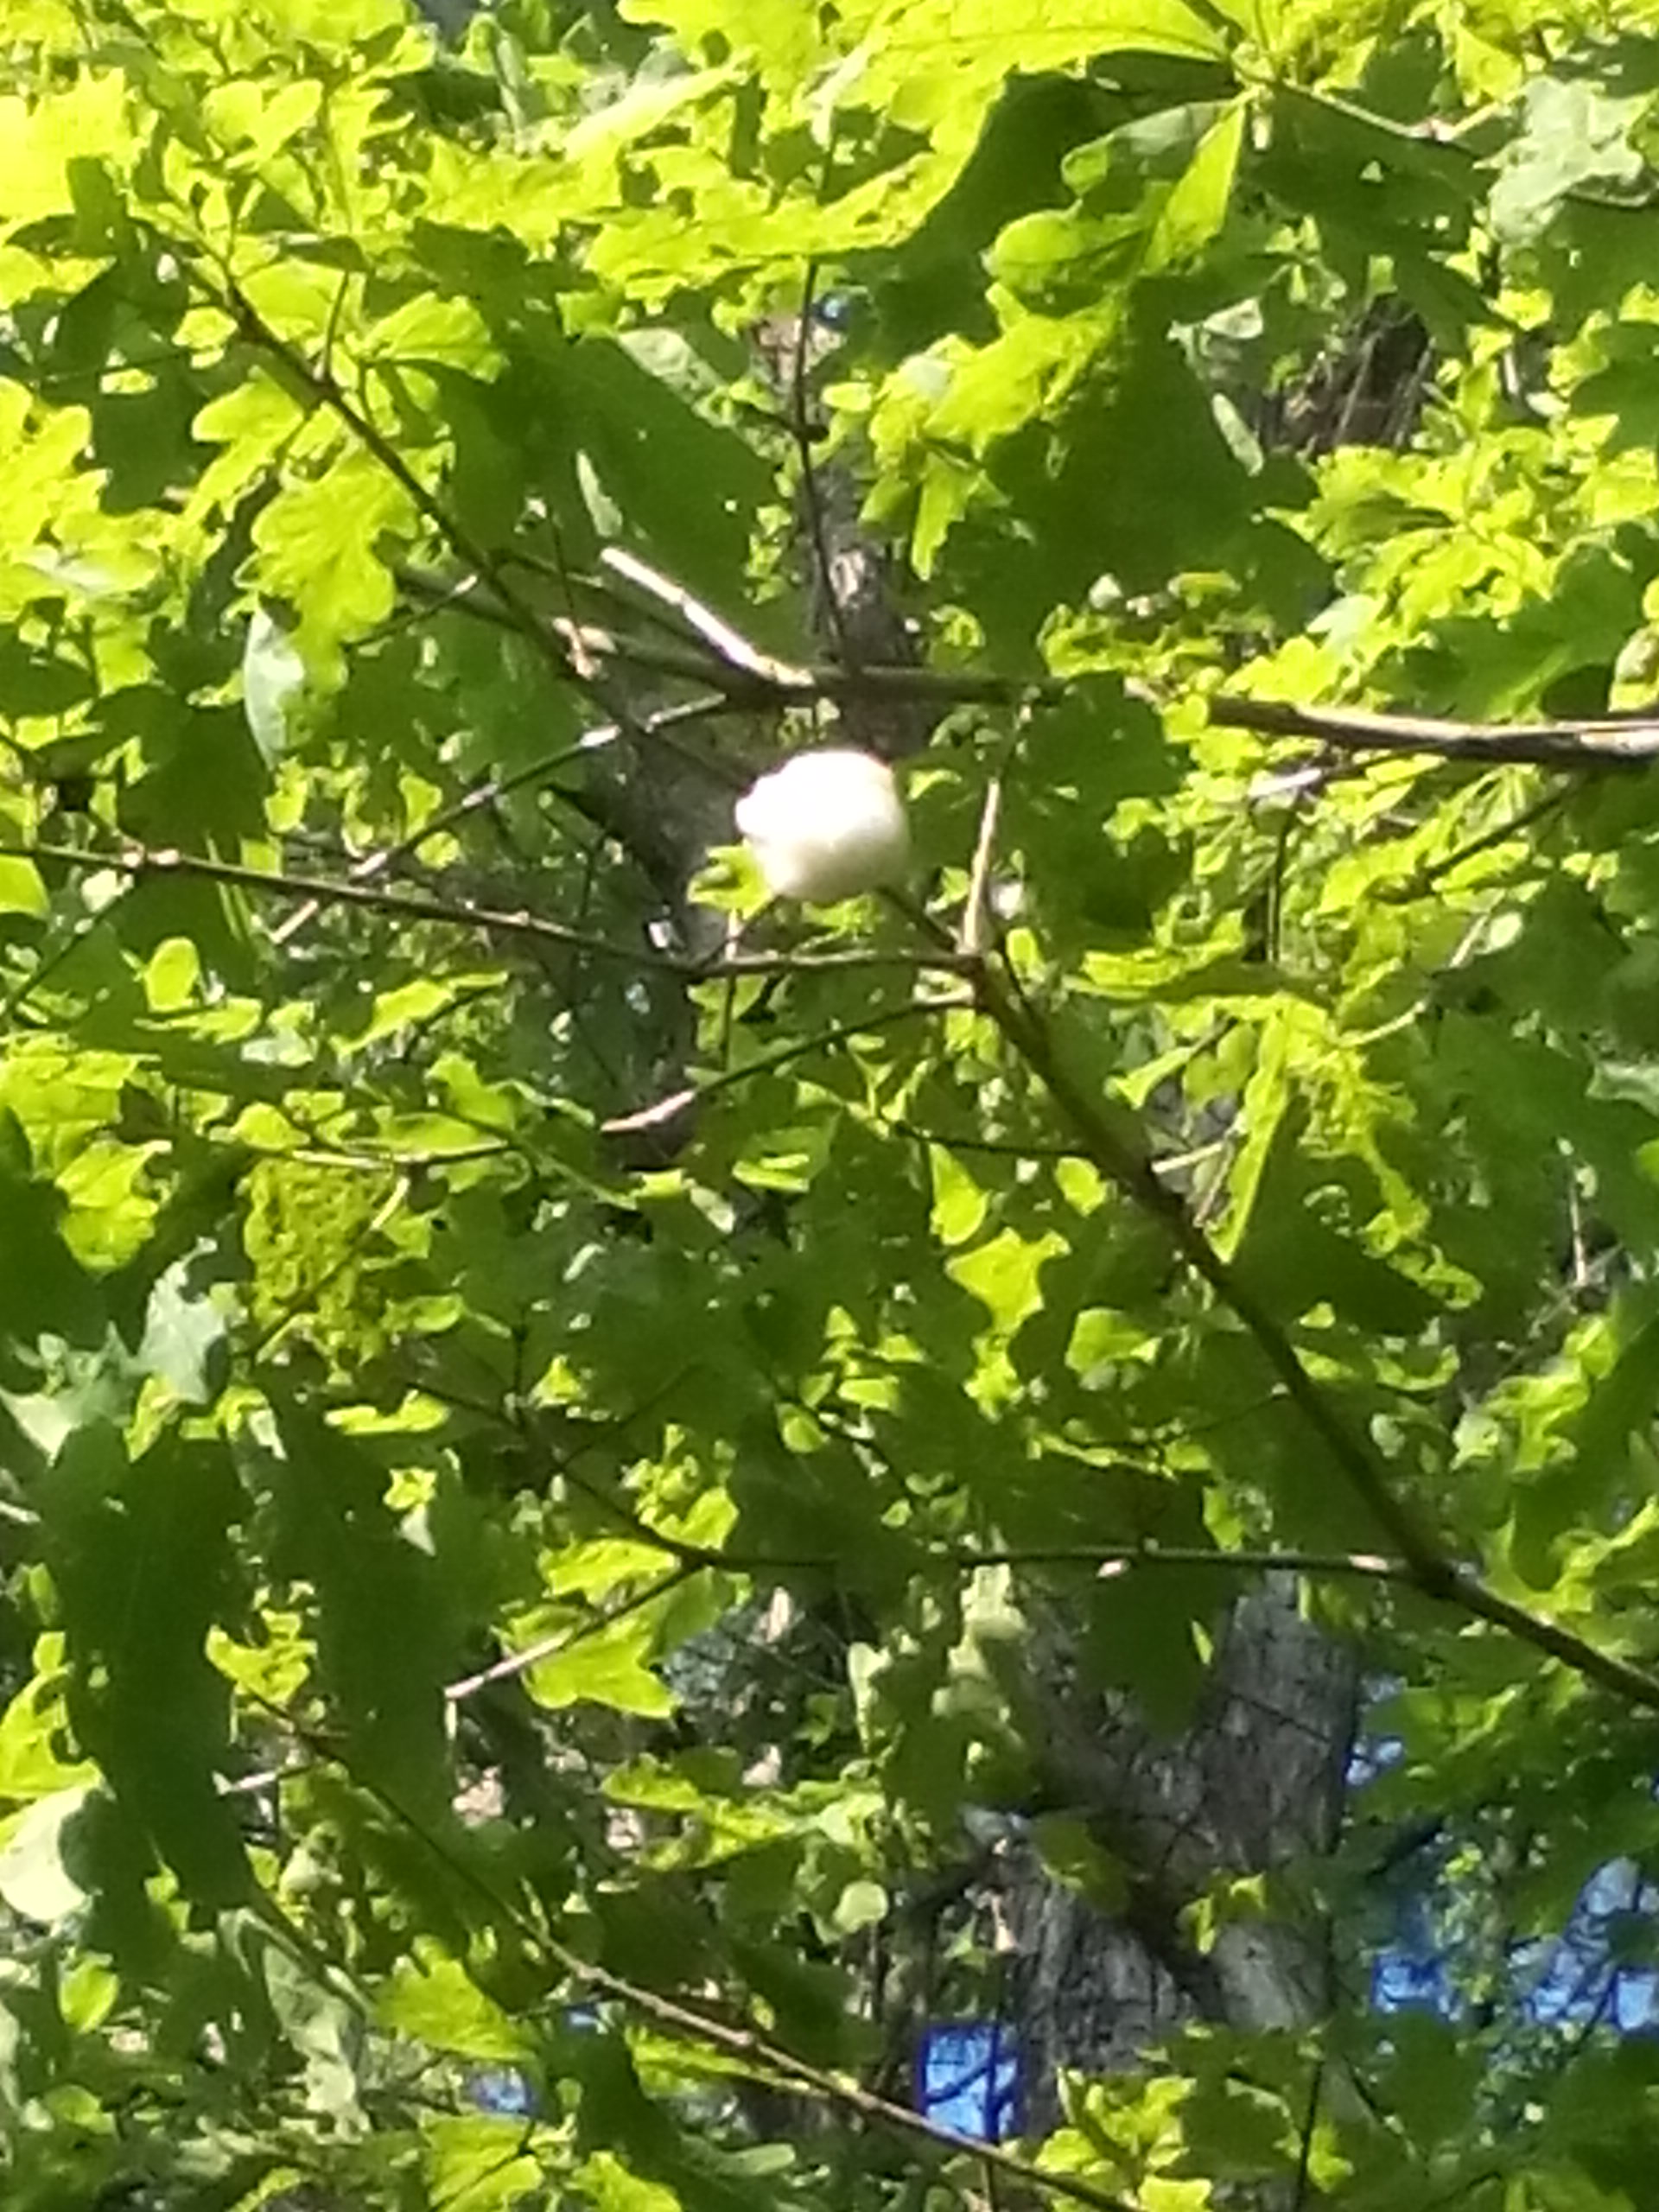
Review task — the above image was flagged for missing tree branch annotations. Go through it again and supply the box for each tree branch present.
[599,543,811,690]
[1375,786,1573,902]
[391,575,1659,772]
[964,954,1659,1713]
[600,998,963,1136]
[1210,695,1659,769]
[7,841,977,981]
[400,555,1052,711]
[285,1728,1139,2212]
[199,303,1659,777]
[241,1663,1137,2212]
[395,561,772,711]
[270,696,728,947]
[553,1928,1142,2212]
[443,1562,701,1705]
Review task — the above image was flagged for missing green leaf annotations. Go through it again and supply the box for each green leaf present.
[379,1949,533,2063]
[830,1877,887,1934]
[1491,75,1648,245]
[0,854,48,917]
[251,454,413,665]
[524,1611,677,1720]
[43,1430,251,1906]
[0,631,96,715]
[1147,96,1247,270]
[927,1142,990,1246]
[948,1225,1066,1335]
[0,1671,99,1803]
[0,1785,94,1924]
[268,1408,466,1812]
[423,2113,544,2212]
[240,606,307,764]
[579,2152,683,2212]
[0,1114,105,1347]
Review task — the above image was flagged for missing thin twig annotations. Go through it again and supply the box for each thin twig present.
[788,259,853,666]
[442,1518,1446,1589]
[981,1544,1415,1582]
[444,1561,700,1703]
[397,562,766,699]
[0,877,139,1028]
[3,840,979,982]
[880,1121,1092,1161]
[270,696,727,947]
[396,560,1041,709]
[961,768,1004,957]
[1293,2056,1324,2210]
[1375,784,1573,903]
[511,547,728,654]
[600,997,963,1136]
[876,1118,1226,1178]
[319,269,353,380]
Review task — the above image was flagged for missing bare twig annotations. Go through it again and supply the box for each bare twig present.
[599,544,812,690]
[396,560,1043,709]
[444,1562,700,1704]
[396,561,700,672]
[3,840,979,982]
[961,768,1004,957]
[0,881,137,1028]
[1210,695,1659,769]
[875,1120,1226,1179]
[1375,785,1573,902]
[788,259,853,667]
[1293,2057,1325,2210]
[600,996,963,1136]
[993,1544,1416,1582]
[270,696,727,947]
[880,1122,1092,1161]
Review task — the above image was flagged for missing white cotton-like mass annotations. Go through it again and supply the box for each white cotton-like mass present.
[734,747,911,905]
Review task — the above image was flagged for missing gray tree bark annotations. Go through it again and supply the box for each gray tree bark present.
[1001,1577,1357,2133]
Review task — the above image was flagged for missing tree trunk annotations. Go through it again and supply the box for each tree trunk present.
[1002,1577,1356,2134]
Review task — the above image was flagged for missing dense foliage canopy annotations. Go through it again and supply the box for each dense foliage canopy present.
[6,0,1659,2207]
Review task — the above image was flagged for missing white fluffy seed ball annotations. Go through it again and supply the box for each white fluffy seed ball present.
[734,747,911,905]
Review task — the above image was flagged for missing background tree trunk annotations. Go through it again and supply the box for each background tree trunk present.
[1002,1578,1357,2133]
